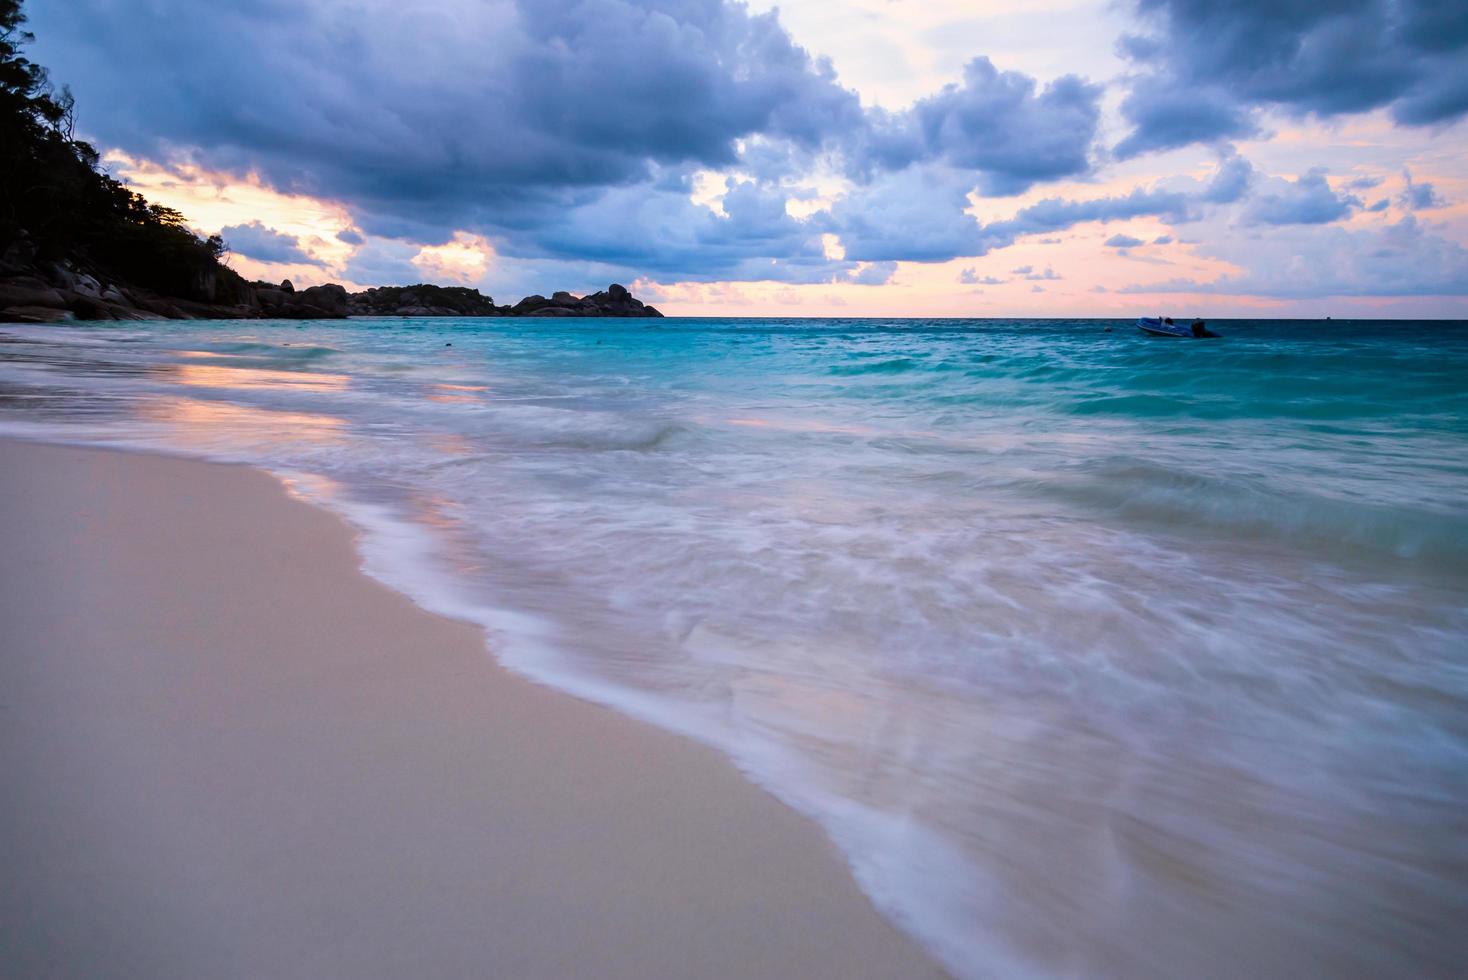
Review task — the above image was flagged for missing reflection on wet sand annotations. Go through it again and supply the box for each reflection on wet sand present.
[725,416,878,436]
[426,432,476,456]
[139,396,346,447]
[167,362,350,393]
[426,382,490,404]
[275,470,345,506]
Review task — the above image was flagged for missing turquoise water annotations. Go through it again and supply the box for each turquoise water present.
[3,317,1466,977]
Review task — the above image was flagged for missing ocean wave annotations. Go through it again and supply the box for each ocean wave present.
[1027,455,1468,566]
[827,356,925,375]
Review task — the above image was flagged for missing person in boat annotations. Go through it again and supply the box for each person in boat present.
[1190,317,1217,338]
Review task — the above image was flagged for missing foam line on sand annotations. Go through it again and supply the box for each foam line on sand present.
[0,438,947,980]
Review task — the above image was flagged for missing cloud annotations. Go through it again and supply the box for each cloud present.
[857,57,1102,195]
[1114,0,1468,156]
[1105,234,1145,248]
[981,186,1194,244]
[1024,266,1062,280]
[336,228,365,245]
[819,152,1250,267]
[820,165,991,263]
[219,220,317,265]
[1244,169,1360,226]
[1113,84,1258,159]
[510,176,843,282]
[1120,217,1468,297]
[1200,152,1255,204]
[1399,168,1447,210]
[847,260,899,285]
[1152,235,1173,244]
[1367,198,1390,212]
[341,238,425,287]
[33,0,863,246]
[31,0,1110,285]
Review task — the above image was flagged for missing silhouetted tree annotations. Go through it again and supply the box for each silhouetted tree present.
[0,0,246,302]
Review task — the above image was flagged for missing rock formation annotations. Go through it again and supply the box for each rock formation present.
[507,284,661,317]
[0,261,663,323]
[347,284,503,317]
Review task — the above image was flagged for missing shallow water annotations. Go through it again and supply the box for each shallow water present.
[3,317,1466,978]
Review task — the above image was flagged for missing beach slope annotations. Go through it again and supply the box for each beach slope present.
[0,440,945,980]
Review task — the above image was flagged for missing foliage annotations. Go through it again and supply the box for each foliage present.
[0,0,242,301]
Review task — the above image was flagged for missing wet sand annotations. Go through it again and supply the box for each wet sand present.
[0,438,947,980]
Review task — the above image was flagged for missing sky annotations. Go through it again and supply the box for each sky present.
[28,0,1468,316]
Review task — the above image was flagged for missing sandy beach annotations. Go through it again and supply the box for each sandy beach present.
[0,438,946,980]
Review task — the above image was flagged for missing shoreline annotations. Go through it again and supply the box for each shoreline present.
[0,438,947,979]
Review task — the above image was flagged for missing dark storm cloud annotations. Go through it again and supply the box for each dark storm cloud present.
[1115,0,1468,157]
[219,221,317,265]
[29,0,1105,280]
[32,0,861,238]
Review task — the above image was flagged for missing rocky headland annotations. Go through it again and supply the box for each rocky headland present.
[0,261,663,323]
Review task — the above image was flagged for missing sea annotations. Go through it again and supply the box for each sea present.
[2,316,1465,978]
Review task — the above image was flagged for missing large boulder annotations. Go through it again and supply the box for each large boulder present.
[346,283,501,316]
[255,282,349,319]
[505,284,661,317]
[0,278,68,310]
[580,283,662,317]
[297,283,348,315]
[511,294,552,315]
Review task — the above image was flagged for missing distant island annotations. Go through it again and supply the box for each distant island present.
[0,2,659,324]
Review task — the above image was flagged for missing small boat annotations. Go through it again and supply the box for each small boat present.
[1137,316,1193,337]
